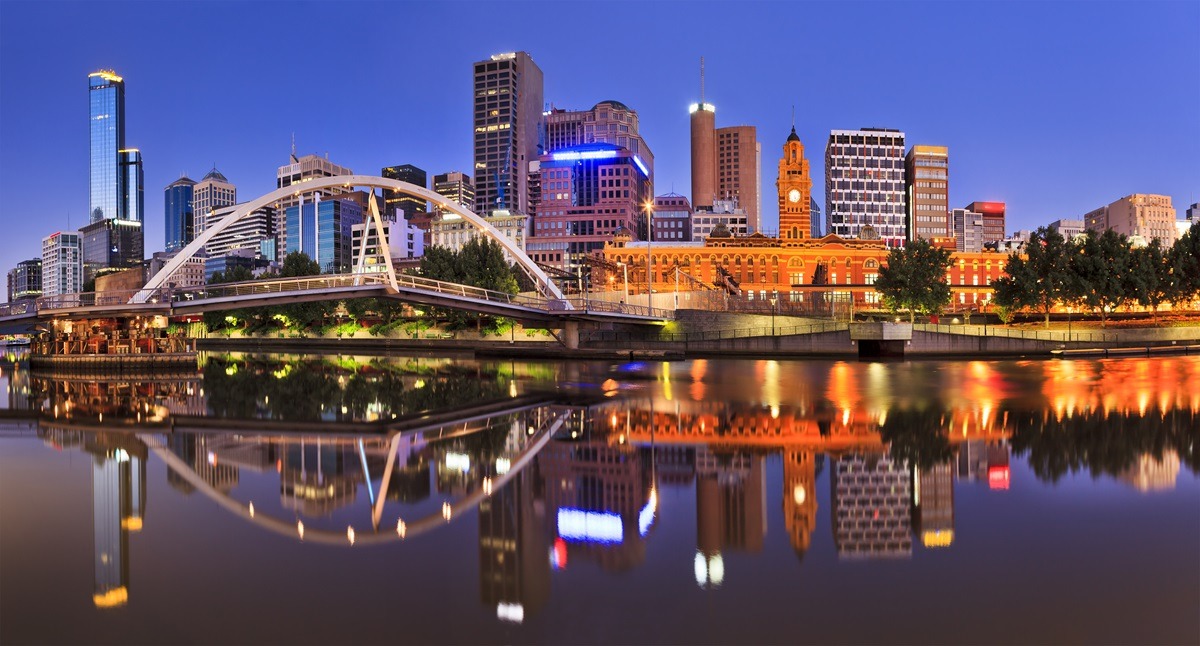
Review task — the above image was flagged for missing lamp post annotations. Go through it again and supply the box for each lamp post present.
[644,199,655,311]
[617,262,629,303]
[769,295,777,335]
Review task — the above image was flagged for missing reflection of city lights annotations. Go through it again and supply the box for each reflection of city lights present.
[558,508,623,544]
[771,405,779,419]
[483,477,493,496]
[509,381,517,398]
[550,538,568,570]
[248,502,255,518]
[496,603,525,624]
[792,484,807,505]
[638,488,657,537]
[842,409,850,427]
[442,502,452,521]
[347,526,356,545]
[694,551,725,588]
[297,520,305,540]
[445,452,470,473]
[396,519,407,538]
[495,458,510,475]
[207,451,217,466]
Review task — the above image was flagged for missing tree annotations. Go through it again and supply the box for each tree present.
[279,251,322,278]
[420,238,520,329]
[991,227,1070,328]
[873,238,952,323]
[1069,229,1131,327]
[1170,221,1200,308]
[275,251,335,330]
[1128,239,1174,322]
[207,264,255,285]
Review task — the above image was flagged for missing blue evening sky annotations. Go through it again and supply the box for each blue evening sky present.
[0,1,1197,270]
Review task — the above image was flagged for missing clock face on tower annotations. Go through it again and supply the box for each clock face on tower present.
[788,189,801,204]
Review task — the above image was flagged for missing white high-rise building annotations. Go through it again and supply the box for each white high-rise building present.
[193,167,237,235]
[825,128,907,248]
[41,231,83,297]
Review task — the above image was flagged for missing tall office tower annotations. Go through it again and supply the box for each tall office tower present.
[904,145,949,241]
[80,219,143,280]
[825,128,907,247]
[89,70,125,223]
[7,259,42,302]
[41,231,83,297]
[830,452,912,558]
[777,127,814,242]
[119,149,144,223]
[652,194,692,242]
[913,463,954,549]
[284,195,364,273]
[1082,194,1178,246]
[433,171,475,215]
[526,143,652,269]
[381,164,428,219]
[716,126,760,232]
[275,152,353,256]
[192,167,237,235]
[473,52,544,216]
[964,201,1006,245]
[951,207,985,252]
[164,175,196,252]
[544,100,655,182]
[810,198,823,238]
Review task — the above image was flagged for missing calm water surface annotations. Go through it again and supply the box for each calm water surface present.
[1,352,1197,645]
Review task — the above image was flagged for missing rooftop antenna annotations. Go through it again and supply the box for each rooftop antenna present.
[792,105,795,130]
[700,56,705,104]
[290,133,299,163]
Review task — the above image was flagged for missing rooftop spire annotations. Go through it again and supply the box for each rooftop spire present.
[700,56,705,104]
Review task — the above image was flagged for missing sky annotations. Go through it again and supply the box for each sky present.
[0,0,1197,270]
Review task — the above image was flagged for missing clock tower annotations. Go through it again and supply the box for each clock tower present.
[777,126,813,241]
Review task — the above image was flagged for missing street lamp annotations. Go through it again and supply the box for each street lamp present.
[769,295,778,335]
[645,198,654,311]
[616,262,629,303]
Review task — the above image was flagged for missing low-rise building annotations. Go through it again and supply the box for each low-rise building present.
[1083,194,1177,246]
[691,199,749,240]
[429,211,527,263]
[652,194,692,242]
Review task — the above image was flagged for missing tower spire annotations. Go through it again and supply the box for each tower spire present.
[700,56,705,104]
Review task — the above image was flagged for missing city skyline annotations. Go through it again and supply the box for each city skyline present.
[0,1,1196,269]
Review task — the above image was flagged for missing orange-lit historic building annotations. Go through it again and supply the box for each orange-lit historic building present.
[602,128,1008,311]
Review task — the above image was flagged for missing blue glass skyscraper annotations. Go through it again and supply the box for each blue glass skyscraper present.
[89,70,125,223]
[120,149,144,223]
[285,197,363,274]
[164,175,196,252]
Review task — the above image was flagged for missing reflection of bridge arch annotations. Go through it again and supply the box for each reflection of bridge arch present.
[135,408,570,547]
[142,175,564,302]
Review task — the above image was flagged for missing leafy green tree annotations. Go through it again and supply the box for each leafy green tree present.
[992,227,1070,328]
[419,238,521,328]
[279,251,322,278]
[1170,221,1200,307]
[207,264,255,285]
[275,251,335,330]
[1069,229,1131,327]
[873,238,952,323]
[1128,239,1174,322]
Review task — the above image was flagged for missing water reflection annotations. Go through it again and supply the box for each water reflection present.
[3,354,1197,634]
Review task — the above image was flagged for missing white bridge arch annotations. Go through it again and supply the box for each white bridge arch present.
[140,175,564,303]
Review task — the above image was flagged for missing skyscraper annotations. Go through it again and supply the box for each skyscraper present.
[164,175,196,252]
[7,259,42,302]
[689,103,716,211]
[80,219,143,280]
[89,70,125,223]
[716,125,760,232]
[119,149,144,223]
[825,128,907,247]
[284,195,364,273]
[472,52,544,216]
[904,145,949,241]
[381,164,428,219]
[544,100,655,181]
[193,167,237,236]
[433,171,475,215]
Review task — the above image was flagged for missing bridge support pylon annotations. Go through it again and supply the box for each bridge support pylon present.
[561,321,579,350]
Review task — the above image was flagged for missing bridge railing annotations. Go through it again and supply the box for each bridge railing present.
[0,300,38,318]
[37,289,172,311]
[563,297,671,319]
[913,323,1118,344]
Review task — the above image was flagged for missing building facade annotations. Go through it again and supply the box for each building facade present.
[42,232,83,297]
[1047,218,1086,241]
[284,196,364,273]
[473,52,544,216]
[147,250,205,289]
[544,100,655,183]
[351,218,425,275]
[204,204,277,261]
[429,212,527,263]
[119,149,144,224]
[433,171,476,215]
[689,101,717,212]
[951,208,985,253]
[164,175,196,252]
[965,201,1006,245]
[381,164,428,220]
[275,153,352,256]
[527,143,652,269]
[716,126,760,233]
[652,194,692,242]
[905,145,949,241]
[193,167,237,235]
[89,70,125,223]
[1082,194,1178,246]
[7,259,42,302]
[80,218,143,281]
[825,128,907,247]
[777,127,814,242]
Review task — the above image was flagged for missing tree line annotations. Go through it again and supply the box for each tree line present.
[871,221,1200,325]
